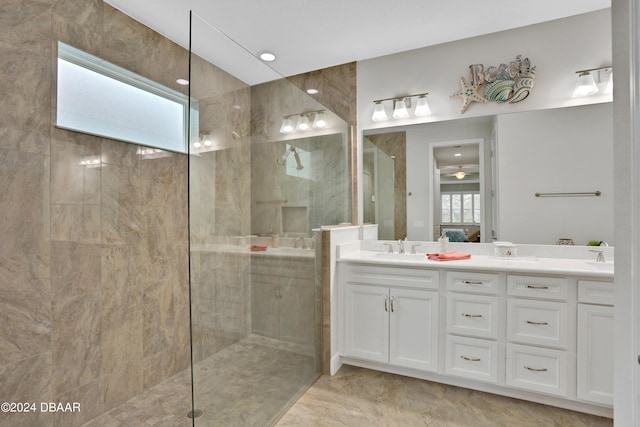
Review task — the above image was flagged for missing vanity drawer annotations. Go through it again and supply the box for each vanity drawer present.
[445,335,498,383]
[346,264,439,289]
[506,343,567,396]
[578,280,614,305]
[507,299,567,348]
[446,271,499,295]
[447,294,499,339]
[507,275,568,300]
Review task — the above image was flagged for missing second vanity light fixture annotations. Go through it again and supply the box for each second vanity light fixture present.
[371,92,431,122]
[573,66,613,97]
[279,110,327,134]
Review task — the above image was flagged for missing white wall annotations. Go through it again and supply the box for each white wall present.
[357,9,612,131]
[496,103,614,244]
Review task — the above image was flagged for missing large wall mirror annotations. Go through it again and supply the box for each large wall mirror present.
[362,101,614,245]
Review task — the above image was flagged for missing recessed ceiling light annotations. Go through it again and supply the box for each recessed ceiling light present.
[176,78,189,85]
[454,153,462,157]
[258,51,276,62]
[306,88,319,95]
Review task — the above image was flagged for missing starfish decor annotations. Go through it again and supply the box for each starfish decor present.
[450,76,487,114]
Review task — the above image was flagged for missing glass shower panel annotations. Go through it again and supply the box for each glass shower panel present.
[188,12,350,426]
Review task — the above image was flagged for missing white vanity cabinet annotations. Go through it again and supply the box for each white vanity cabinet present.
[445,271,500,383]
[343,265,439,372]
[577,280,614,406]
[505,275,572,397]
[337,254,614,418]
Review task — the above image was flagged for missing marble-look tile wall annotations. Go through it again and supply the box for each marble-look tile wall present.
[250,79,352,237]
[188,51,252,363]
[251,65,357,374]
[0,2,190,426]
[250,134,350,237]
[287,63,358,222]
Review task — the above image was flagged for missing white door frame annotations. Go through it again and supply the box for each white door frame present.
[427,138,485,242]
[613,0,640,424]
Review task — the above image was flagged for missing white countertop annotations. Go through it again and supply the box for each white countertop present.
[337,241,614,279]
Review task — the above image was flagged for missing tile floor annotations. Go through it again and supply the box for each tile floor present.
[276,365,613,427]
[81,341,613,427]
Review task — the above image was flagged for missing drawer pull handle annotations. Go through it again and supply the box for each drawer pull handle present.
[526,285,549,289]
[460,355,481,362]
[462,280,483,285]
[462,313,483,318]
[526,320,549,326]
[524,366,548,372]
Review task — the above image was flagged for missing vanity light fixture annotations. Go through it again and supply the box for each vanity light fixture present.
[279,117,295,134]
[190,132,214,150]
[392,98,410,119]
[296,114,311,131]
[371,101,388,122]
[414,94,432,116]
[371,92,431,122]
[279,110,327,134]
[572,66,612,97]
[312,111,327,129]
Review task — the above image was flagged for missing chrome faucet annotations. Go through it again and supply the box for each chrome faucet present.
[398,239,405,254]
[294,237,306,249]
[589,249,606,263]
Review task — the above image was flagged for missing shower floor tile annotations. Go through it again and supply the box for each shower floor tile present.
[81,334,317,427]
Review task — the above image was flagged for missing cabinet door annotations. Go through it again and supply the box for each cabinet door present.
[577,304,614,406]
[251,281,279,339]
[280,281,316,347]
[389,288,438,371]
[344,284,389,363]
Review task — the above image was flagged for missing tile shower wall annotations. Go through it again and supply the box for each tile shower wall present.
[0,2,190,426]
[188,52,252,363]
[250,79,352,237]
[365,132,407,239]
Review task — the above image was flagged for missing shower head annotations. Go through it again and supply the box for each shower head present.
[294,151,304,170]
[231,131,242,140]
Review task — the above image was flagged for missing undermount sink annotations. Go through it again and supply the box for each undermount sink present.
[586,261,614,271]
[373,252,427,261]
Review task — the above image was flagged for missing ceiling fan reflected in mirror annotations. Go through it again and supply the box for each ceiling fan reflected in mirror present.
[442,165,478,180]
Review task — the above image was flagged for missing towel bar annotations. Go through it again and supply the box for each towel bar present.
[534,191,601,198]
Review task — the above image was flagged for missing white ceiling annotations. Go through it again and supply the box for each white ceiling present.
[105,0,610,85]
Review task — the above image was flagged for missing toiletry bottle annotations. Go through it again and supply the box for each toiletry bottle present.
[438,231,449,253]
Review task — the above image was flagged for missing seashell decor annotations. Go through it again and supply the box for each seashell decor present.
[451,55,536,113]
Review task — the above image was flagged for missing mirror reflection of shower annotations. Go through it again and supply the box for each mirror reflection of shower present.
[277,145,303,170]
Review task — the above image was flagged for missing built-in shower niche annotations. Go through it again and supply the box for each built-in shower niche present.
[282,206,309,236]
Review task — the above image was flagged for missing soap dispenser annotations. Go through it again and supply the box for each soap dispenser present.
[438,231,449,253]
